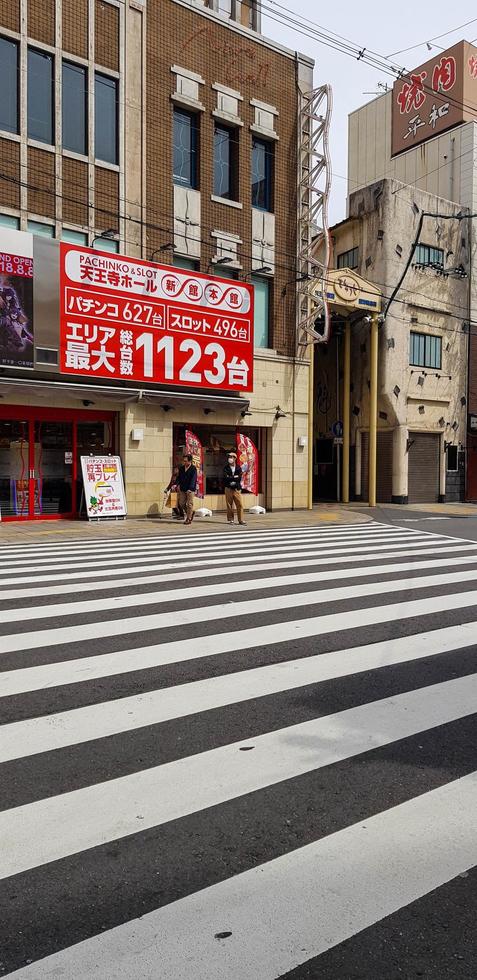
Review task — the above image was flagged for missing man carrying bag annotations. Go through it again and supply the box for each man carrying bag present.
[223,451,246,526]
[177,453,197,525]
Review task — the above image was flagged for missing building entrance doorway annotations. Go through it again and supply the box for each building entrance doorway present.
[0,406,115,520]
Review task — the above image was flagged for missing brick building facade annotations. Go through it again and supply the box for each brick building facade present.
[0,0,314,519]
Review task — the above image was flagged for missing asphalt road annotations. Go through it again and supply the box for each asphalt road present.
[0,519,476,979]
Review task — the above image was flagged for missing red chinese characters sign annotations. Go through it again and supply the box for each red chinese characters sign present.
[60,245,254,392]
[392,42,477,156]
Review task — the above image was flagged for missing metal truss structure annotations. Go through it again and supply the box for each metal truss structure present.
[297,83,333,346]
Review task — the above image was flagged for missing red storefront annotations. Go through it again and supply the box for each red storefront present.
[0,405,116,520]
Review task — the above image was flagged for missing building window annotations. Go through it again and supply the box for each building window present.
[61,229,88,245]
[0,213,20,229]
[213,264,238,279]
[63,62,87,155]
[27,220,55,238]
[173,109,198,189]
[447,445,458,472]
[252,137,273,212]
[93,236,119,253]
[217,0,234,18]
[410,331,442,369]
[414,243,444,267]
[95,73,118,165]
[337,247,358,270]
[213,125,237,200]
[28,48,54,144]
[173,256,199,271]
[0,37,19,135]
[251,275,269,348]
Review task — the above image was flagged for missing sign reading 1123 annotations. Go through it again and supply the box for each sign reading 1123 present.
[59,245,254,392]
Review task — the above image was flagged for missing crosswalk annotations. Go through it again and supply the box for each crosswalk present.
[1,519,477,978]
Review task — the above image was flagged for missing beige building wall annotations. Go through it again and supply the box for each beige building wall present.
[331,179,468,502]
[122,352,310,515]
[348,94,477,210]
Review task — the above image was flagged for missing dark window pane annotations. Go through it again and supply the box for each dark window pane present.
[214,125,232,199]
[0,37,18,134]
[173,109,198,188]
[252,137,273,211]
[28,48,54,144]
[63,61,87,155]
[410,331,441,369]
[95,73,118,165]
[337,247,358,270]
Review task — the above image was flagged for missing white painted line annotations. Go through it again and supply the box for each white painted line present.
[1,675,476,882]
[2,558,477,625]
[0,530,436,572]
[0,523,392,559]
[4,609,477,699]
[2,571,477,654]
[11,771,476,979]
[1,538,474,590]
[3,621,476,762]
[2,544,477,601]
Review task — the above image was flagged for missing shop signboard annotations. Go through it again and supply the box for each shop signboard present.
[185,429,205,499]
[80,455,127,518]
[60,245,254,392]
[391,41,477,157]
[236,432,258,494]
[0,248,34,369]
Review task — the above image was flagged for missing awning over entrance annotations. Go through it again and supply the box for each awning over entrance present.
[0,378,250,413]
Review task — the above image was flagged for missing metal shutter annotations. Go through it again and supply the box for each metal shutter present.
[361,430,393,503]
[408,433,440,503]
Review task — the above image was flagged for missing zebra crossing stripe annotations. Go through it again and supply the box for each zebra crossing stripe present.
[2,675,476,883]
[2,619,477,761]
[10,771,475,980]
[2,558,477,625]
[2,536,471,588]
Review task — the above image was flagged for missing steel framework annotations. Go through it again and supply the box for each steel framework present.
[297,83,333,346]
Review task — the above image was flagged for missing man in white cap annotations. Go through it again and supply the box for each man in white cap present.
[223,451,246,525]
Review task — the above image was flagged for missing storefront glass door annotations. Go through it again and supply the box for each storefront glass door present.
[0,406,116,521]
[34,421,74,516]
[0,419,30,518]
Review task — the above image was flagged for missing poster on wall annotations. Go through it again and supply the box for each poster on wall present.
[80,455,127,518]
[0,250,34,369]
[59,245,254,392]
[236,432,259,494]
[185,429,205,499]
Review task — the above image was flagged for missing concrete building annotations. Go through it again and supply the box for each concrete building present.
[0,0,313,521]
[315,179,468,504]
[346,40,477,499]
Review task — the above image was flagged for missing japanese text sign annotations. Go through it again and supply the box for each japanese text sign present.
[0,250,34,369]
[60,245,254,392]
[80,455,127,518]
[392,42,477,156]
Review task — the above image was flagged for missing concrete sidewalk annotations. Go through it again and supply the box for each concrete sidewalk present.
[0,504,372,545]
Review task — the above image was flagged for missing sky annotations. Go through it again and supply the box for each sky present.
[262,1,477,223]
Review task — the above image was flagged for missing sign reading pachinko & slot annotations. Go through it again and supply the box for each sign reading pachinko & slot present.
[80,456,127,519]
[236,432,258,495]
[185,429,205,499]
[0,250,34,369]
[60,245,254,392]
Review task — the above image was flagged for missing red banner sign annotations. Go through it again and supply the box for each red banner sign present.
[59,245,254,392]
[185,429,204,499]
[236,432,258,495]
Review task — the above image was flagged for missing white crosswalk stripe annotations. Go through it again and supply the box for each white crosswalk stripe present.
[1,519,477,979]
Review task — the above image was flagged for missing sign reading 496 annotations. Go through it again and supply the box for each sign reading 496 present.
[59,245,254,392]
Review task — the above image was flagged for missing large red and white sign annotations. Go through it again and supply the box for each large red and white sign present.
[60,245,254,391]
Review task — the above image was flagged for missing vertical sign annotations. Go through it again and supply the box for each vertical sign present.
[185,429,205,499]
[236,432,259,494]
[0,250,34,368]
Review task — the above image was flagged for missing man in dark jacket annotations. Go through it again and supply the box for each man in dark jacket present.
[223,451,246,525]
[177,454,198,525]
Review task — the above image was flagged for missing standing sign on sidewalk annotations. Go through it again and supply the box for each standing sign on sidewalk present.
[80,456,127,519]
